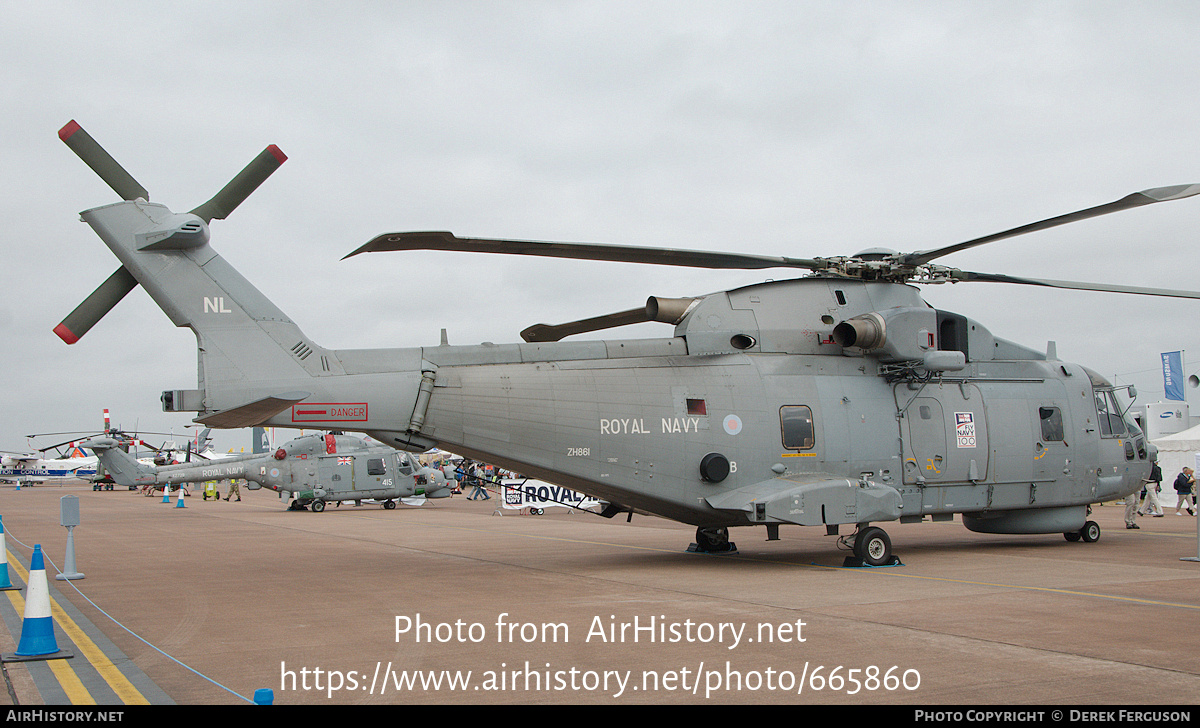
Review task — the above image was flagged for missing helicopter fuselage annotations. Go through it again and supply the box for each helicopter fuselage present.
[86,432,454,508]
[61,122,1175,560]
[161,273,1147,536]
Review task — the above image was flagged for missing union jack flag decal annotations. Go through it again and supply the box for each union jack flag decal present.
[337,457,352,465]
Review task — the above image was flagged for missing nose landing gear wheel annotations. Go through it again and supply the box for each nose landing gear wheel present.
[854,526,893,566]
[1065,521,1099,542]
[842,526,900,567]
[1080,520,1101,542]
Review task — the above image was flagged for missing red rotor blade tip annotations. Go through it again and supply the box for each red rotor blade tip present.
[53,323,79,345]
[58,120,82,142]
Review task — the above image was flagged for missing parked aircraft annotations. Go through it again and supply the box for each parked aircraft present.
[84,432,454,510]
[0,447,97,485]
[55,121,1200,563]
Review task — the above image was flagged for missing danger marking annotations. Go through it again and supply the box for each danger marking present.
[291,403,369,423]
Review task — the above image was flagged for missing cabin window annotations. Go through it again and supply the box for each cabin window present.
[687,398,708,416]
[780,405,815,450]
[1039,407,1065,441]
[367,458,387,475]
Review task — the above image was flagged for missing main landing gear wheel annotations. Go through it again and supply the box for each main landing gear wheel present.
[1064,521,1099,542]
[690,526,737,554]
[384,500,396,510]
[853,526,893,566]
[1081,520,1101,542]
[311,499,326,513]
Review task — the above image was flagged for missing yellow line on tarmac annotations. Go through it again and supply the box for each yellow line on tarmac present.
[7,553,149,705]
[847,568,1200,611]
[3,587,93,704]
[387,518,1200,612]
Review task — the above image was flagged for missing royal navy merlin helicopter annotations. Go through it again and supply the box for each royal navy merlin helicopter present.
[54,121,1200,565]
[83,432,455,511]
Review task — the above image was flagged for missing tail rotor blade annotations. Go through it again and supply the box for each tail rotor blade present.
[58,121,148,201]
[190,145,287,222]
[54,266,138,344]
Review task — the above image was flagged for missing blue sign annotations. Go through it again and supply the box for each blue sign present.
[1162,351,1185,401]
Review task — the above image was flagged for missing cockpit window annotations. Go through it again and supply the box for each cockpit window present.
[395,453,414,475]
[1094,390,1127,437]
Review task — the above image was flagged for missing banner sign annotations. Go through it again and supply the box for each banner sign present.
[500,479,602,511]
[1163,351,1185,402]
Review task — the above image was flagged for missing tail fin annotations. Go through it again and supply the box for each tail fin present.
[85,438,155,487]
[252,427,271,454]
[193,428,213,453]
[60,122,333,426]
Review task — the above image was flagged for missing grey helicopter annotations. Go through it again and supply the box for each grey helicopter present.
[54,120,1200,564]
[83,431,455,511]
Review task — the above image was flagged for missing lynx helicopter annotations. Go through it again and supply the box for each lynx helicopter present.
[10,409,169,487]
[54,120,1200,565]
[82,432,455,510]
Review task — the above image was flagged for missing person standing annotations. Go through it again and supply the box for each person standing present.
[1125,487,1141,529]
[469,462,491,500]
[1175,467,1196,516]
[1139,459,1165,517]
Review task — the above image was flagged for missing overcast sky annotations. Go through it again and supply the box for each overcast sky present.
[3,1,1200,455]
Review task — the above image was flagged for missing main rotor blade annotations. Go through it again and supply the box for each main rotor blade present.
[59,121,148,201]
[521,307,650,343]
[346,231,823,270]
[190,145,287,222]
[53,266,138,344]
[905,184,1200,266]
[959,271,1200,299]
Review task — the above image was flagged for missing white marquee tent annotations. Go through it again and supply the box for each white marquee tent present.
[1151,424,1200,502]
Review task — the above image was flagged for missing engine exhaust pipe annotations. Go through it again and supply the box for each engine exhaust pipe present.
[832,312,886,350]
[646,296,698,325]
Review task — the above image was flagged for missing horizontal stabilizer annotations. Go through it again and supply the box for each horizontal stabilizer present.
[194,392,311,429]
